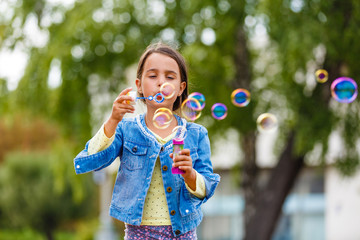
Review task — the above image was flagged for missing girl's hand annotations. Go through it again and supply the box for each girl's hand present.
[110,87,135,122]
[169,149,197,191]
[104,87,135,137]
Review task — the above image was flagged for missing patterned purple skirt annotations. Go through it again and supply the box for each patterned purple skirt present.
[124,224,197,240]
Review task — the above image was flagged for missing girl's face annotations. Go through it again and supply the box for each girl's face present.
[136,53,186,111]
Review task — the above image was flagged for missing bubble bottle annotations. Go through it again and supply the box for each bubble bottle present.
[172,126,187,174]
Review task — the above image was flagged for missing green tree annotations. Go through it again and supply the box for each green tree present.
[0,151,96,240]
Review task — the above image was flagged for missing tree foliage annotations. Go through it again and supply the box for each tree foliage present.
[0,151,96,240]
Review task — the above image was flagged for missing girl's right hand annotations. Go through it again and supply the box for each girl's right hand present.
[104,87,135,137]
[110,87,135,122]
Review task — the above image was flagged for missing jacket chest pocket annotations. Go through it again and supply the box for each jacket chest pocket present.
[122,141,148,170]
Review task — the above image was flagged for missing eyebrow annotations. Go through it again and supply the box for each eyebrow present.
[146,69,178,75]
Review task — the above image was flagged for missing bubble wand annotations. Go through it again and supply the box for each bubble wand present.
[127,91,165,104]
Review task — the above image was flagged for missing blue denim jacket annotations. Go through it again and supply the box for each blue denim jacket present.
[74,114,220,236]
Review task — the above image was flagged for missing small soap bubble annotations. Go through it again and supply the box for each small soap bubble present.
[172,126,187,141]
[331,77,358,103]
[211,103,227,120]
[256,113,278,132]
[315,69,329,83]
[181,98,202,121]
[231,88,251,107]
[188,92,206,110]
[153,108,173,129]
[160,82,176,99]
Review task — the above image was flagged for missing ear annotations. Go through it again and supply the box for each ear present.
[178,81,186,96]
[135,78,142,94]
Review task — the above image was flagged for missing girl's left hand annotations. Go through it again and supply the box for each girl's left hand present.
[169,149,196,189]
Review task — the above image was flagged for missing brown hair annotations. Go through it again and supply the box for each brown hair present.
[136,42,188,111]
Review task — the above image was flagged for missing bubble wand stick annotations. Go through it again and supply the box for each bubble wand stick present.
[127,91,165,104]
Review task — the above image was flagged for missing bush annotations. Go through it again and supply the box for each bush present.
[0,150,96,240]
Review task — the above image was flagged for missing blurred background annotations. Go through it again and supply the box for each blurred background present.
[0,0,360,239]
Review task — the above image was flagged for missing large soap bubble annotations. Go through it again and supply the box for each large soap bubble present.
[256,113,278,132]
[188,92,206,110]
[331,77,358,103]
[153,108,173,129]
[231,88,251,107]
[211,103,227,120]
[160,82,176,99]
[181,98,202,121]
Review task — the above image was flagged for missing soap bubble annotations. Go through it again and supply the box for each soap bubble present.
[172,126,187,141]
[256,113,278,132]
[153,108,173,129]
[231,88,251,107]
[331,77,358,103]
[315,69,328,83]
[188,92,206,110]
[181,98,202,121]
[160,82,176,99]
[211,103,227,120]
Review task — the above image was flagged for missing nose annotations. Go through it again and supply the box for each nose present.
[158,75,166,87]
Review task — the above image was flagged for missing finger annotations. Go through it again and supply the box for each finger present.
[173,154,191,162]
[118,87,133,97]
[173,160,192,169]
[173,161,192,169]
[114,103,135,111]
[115,95,134,104]
[178,166,193,172]
[179,149,190,156]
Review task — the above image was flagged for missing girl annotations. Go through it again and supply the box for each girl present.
[74,42,220,239]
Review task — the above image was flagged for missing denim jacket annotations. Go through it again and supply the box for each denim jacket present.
[74,114,220,237]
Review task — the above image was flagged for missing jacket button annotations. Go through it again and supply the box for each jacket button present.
[170,210,176,215]
[132,146,137,153]
[175,230,181,235]
[166,187,172,193]
[162,165,168,171]
[160,146,164,152]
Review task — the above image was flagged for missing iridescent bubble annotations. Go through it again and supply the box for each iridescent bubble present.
[256,113,278,132]
[331,77,358,103]
[211,103,227,120]
[172,126,187,141]
[231,88,251,107]
[153,108,173,129]
[188,92,206,110]
[181,98,202,121]
[160,82,176,99]
[315,69,328,83]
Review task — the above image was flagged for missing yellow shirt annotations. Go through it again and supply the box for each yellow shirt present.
[88,124,206,225]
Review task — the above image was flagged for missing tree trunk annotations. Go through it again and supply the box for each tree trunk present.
[45,229,54,240]
[244,132,305,240]
[241,131,258,231]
